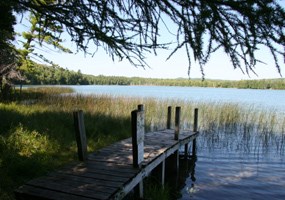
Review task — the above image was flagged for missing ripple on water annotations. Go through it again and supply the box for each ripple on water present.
[179,145,285,200]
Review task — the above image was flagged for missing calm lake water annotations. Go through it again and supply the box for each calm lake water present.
[67,85,285,199]
[178,134,285,200]
[70,85,285,113]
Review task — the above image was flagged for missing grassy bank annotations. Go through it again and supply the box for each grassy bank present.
[0,87,285,199]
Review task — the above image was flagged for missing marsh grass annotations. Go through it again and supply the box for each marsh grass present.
[143,177,171,200]
[12,86,74,102]
[0,87,285,199]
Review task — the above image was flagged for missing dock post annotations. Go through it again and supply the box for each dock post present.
[161,160,165,187]
[73,110,87,162]
[174,107,181,173]
[132,105,145,199]
[131,109,145,168]
[174,106,181,140]
[167,106,172,129]
[138,104,144,112]
[152,159,166,188]
[192,108,198,156]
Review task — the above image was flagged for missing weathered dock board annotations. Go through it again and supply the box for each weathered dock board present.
[15,106,199,200]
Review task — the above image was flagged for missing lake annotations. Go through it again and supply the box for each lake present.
[66,85,285,199]
[69,85,285,113]
[178,132,285,200]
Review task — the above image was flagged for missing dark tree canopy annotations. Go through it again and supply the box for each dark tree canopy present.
[0,1,22,98]
[2,0,285,78]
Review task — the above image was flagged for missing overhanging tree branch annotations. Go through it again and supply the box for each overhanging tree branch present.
[7,0,285,77]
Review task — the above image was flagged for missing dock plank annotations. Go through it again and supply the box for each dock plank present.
[66,161,139,174]
[15,185,96,200]
[26,179,112,200]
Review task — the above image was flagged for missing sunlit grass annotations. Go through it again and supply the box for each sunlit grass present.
[0,87,285,199]
[14,86,74,102]
[22,86,74,95]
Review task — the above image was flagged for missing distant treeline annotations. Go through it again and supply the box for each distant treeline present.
[20,62,285,90]
[19,62,89,85]
[89,76,285,90]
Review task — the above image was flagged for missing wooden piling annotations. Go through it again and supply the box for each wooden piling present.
[167,106,172,129]
[174,106,181,140]
[132,105,145,199]
[73,110,87,162]
[193,108,198,132]
[131,109,145,168]
[165,149,180,187]
[166,106,181,186]
[192,108,198,156]
[184,108,199,159]
[161,160,165,187]
[138,104,144,111]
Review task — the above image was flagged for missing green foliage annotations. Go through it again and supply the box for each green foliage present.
[18,61,89,85]
[7,124,59,157]
[18,12,72,65]
[86,76,285,90]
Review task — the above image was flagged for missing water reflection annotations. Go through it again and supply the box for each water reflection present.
[168,155,197,199]
[185,157,198,198]
[179,129,285,200]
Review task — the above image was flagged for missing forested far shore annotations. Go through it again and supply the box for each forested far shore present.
[19,62,285,90]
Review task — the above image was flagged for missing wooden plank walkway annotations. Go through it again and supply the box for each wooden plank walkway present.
[15,130,198,200]
[15,106,199,200]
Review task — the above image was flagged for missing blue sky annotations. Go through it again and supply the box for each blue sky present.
[42,43,283,80]
[15,2,285,80]
[35,43,283,80]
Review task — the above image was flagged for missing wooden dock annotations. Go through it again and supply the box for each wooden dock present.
[15,106,199,200]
